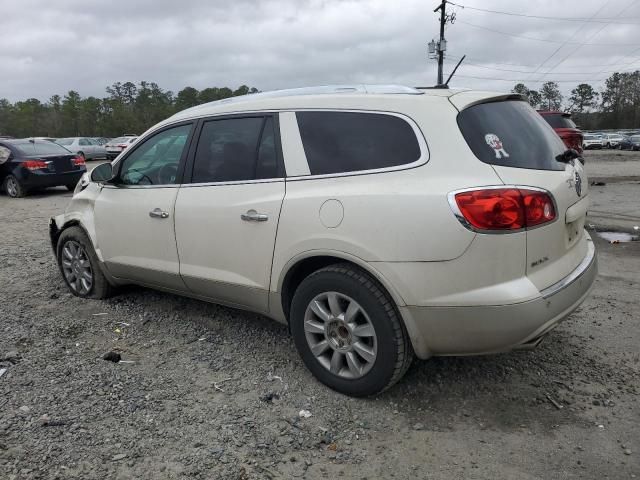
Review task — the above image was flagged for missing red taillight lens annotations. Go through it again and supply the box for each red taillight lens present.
[453,188,555,231]
[522,190,556,227]
[23,160,48,170]
[73,156,85,166]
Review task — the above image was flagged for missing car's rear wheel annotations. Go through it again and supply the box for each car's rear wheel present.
[3,175,26,198]
[290,263,413,396]
[57,226,113,299]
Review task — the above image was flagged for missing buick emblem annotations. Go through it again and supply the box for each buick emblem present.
[574,171,582,197]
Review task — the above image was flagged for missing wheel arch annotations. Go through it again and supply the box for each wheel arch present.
[276,251,407,325]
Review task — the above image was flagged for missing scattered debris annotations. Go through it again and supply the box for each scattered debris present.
[38,414,50,426]
[298,409,312,419]
[597,424,605,429]
[112,453,127,461]
[18,406,31,415]
[259,392,280,403]
[49,293,59,299]
[116,322,130,327]
[0,368,6,379]
[103,351,121,363]
[198,337,206,341]
[590,181,606,186]
[546,394,563,410]
[267,372,283,383]
[213,377,233,392]
[2,351,19,364]
[624,449,632,455]
[412,422,425,431]
[114,328,122,334]
[597,231,639,243]
[118,360,136,364]
[92,312,108,316]
[327,442,338,451]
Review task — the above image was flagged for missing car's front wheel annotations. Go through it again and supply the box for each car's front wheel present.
[56,226,113,299]
[290,263,413,396]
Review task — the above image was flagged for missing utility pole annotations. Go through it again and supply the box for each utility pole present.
[429,0,454,86]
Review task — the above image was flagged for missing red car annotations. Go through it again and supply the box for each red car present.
[538,111,583,154]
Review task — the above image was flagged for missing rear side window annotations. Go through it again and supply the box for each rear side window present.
[191,116,280,183]
[15,141,72,156]
[541,114,577,129]
[458,100,566,171]
[296,111,421,175]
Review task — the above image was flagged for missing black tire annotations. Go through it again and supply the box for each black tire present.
[56,226,113,299]
[65,183,77,191]
[290,263,413,397]
[3,174,26,198]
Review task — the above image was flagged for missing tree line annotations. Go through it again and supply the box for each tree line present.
[511,71,640,130]
[0,82,259,138]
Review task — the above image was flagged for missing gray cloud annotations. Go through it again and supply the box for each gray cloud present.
[1,0,640,102]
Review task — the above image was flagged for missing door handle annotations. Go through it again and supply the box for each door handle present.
[241,209,268,222]
[149,208,170,219]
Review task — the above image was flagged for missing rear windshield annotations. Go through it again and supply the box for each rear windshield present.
[457,100,566,171]
[541,114,577,129]
[584,134,600,140]
[14,141,71,156]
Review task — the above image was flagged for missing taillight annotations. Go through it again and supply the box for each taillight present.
[23,160,48,170]
[451,187,556,232]
[73,156,85,166]
[117,144,127,149]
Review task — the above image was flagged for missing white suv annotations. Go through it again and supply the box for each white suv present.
[50,85,597,396]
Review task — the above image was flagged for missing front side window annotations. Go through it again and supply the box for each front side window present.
[79,138,90,146]
[117,124,191,186]
[296,111,421,175]
[56,138,74,146]
[191,116,279,183]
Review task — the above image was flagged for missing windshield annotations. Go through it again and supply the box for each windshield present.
[541,114,577,129]
[14,141,71,156]
[584,135,600,140]
[458,100,566,171]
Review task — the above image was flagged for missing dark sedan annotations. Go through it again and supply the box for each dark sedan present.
[0,139,86,198]
[618,135,640,151]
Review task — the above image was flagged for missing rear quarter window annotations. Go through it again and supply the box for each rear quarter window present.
[457,100,566,171]
[296,111,422,175]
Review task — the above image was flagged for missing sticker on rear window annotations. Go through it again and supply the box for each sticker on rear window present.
[484,133,510,159]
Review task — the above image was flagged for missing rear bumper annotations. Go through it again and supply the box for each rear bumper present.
[19,170,85,189]
[399,236,597,359]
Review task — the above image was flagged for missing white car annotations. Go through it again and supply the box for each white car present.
[55,137,108,160]
[49,85,597,396]
[600,133,624,149]
[582,134,603,149]
[104,136,138,160]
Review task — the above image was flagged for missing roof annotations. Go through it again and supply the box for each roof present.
[167,84,512,123]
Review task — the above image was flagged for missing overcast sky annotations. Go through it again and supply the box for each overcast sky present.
[2,0,640,102]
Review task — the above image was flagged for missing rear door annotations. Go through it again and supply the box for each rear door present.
[174,114,285,313]
[455,98,589,291]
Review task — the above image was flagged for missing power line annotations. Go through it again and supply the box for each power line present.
[446,53,640,69]
[457,59,640,75]
[448,2,640,24]
[535,0,639,82]
[456,19,640,46]
[445,73,613,84]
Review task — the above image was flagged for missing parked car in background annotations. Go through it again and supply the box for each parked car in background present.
[104,136,137,160]
[582,134,603,150]
[55,137,107,160]
[538,111,583,154]
[0,139,86,197]
[50,85,596,396]
[92,137,110,146]
[601,133,624,148]
[618,135,640,150]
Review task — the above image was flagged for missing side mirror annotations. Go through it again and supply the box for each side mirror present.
[90,162,114,183]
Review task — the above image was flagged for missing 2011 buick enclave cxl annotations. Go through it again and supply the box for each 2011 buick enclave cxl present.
[49,85,597,396]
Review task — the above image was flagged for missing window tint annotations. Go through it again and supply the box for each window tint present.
[117,124,191,186]
[542,114,577,129]
[14,141,72,156]
[458,100,566,171]
[295,112,421,175]
[191,116,279,183]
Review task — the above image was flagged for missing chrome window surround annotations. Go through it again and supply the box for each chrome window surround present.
[447,185,559,235]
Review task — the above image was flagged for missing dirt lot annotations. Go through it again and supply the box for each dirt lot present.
[1,152,639,480]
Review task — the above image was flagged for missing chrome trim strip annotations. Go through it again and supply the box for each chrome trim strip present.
[446,185,559,235]
[540,238,596,299]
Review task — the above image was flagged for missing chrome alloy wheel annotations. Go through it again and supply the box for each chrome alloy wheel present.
[5,177,18,197]
[61,240,93,295]
[303,292,378,379]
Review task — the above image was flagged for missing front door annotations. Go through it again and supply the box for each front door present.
[174,115,285,312]
[94,122,194,290]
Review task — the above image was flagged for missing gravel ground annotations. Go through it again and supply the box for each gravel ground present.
[1,153,639,479]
